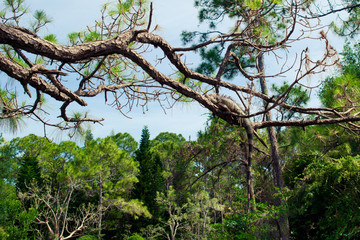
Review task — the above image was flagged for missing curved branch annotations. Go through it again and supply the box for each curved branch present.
[303,3,360,19]
[253,116,360,129]
[0,23,134,62]
[60,101,104,123]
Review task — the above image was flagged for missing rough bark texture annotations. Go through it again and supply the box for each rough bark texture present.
[207,94,256,212]
[258,53,290,240]
[0,21,354,130]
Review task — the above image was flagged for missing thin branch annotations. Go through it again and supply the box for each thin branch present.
[303,3,360,19]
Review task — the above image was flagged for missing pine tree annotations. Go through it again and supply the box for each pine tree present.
[16,155,42,193]
[133,126,164,227]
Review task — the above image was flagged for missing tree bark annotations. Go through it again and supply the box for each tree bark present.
[258,53,290,240]
[246,163,256,212]
[244,131,256,212]
[98,174,103,240]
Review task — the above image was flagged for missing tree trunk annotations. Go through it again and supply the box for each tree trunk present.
[245,137,256,212]
[98,174,103,240]
[258,53,290,239]
[246,165,256,212]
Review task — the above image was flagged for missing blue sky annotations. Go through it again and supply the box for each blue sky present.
[1,0,348,142]
[2,0,211,142]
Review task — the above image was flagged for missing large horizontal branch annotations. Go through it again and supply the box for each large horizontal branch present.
[0,23,135,62]
[135,32,339,116]
[0,23,303,113]
[119,46,223,115]
[253,116,360,129]
[0,23,342,118]
[0,23,354,129]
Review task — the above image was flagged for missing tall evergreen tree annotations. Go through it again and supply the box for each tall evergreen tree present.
[133,126,164,227]
[16,155,42,193]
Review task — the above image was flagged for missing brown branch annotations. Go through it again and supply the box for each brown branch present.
[0,23,331,118]
[78,56,107,90]
[60,101,104,123]
[75,83,134,97]
[147,2,153,31]
[0,23,134,62]
[253,116,360,129]
[303,3,360,19]
[186,158,241,191]
[0,8,353,133]
[0,52,71,102]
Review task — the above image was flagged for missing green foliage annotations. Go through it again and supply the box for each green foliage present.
[186,0,288,87]
[133,127,164,227]
[286,154,360,239]
[68,32,80,45]
[0,133,149,239]
[43,33,57,43]
[341,41,360,74]
[271,82,310,120]
[109,0,136,15]
[211,202,280,240]
[16,155,42,193]
[0,181,37,240]
[185,190,224,239]
[69,134,146,238]
[196,46,223,76]
[0,89,25,134]
[84,31,101,42]
[180,31,197,45]
[246,0,263,10]
[331,0,360,37]
[12,135,79,186]
[73,136,146,217]
[110,131,138,156]
[194,0,286,38]
[151,132,187,189]
[0,137,17,182]
[319,41,360,111]
[195,117,248,202]
[127,233,145,240]
[78,235,98,240]
[284,124,359,158]
[3,120,360,239]
[152,132,185,145]
[151,186,189,239]
[31,10,52,33]
[148,187,224,240]
[0,0,28,25]
[320,71,360,109]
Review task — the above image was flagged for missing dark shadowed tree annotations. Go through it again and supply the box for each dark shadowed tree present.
[16,155,43,193]
[133,126,164,229]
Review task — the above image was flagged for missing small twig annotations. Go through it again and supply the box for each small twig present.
[147,2,153,31]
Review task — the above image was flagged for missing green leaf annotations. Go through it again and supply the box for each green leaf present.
[246,0,262,10]
[43,34,57,43]
[68,32,80,45]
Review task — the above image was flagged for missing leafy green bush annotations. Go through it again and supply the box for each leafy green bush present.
[286,154,360,239]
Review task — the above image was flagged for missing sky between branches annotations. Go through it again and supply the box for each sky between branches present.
[2,0,213,142]
[1,0,348,142]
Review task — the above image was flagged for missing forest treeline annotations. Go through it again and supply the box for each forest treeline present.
[1,108,360,239]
